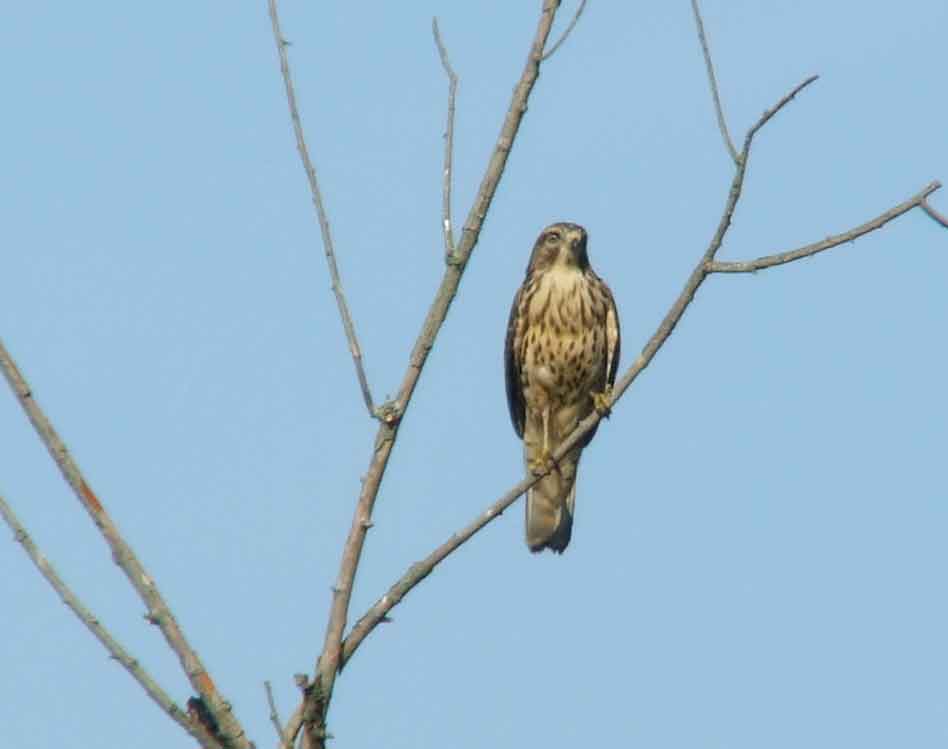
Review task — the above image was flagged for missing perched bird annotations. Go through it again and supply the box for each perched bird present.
[505,222,620,553]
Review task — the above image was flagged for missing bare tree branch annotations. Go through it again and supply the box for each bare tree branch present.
[340,469,547,667]
[921,198,948,228]
[0,493,222,749]
[265,2,566,745]
[746,75,818,141]
[432,18,459,260]
[0,339,249,749]
[541,0,588,61]
[691,0,739,164]
[709,181,942,273]
[267,0,376,419]
[338,75,816,666]
[264,681,290,749]
[339,74,944,664]
[319,0,562,688]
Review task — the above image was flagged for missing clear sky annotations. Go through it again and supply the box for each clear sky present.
[2,2,947,748]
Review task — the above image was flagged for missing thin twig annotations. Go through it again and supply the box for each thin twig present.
[921,199,948,228]
[341,75,948,666]
[0,340,249,749]
[267,0,376,419]
[541,0,588,60]
[0,494,222,749]
[746,75,818,142]
[691,0,739,164]
[432,18,458,259]
[709,182,942,273]
[264,681,290,749]
[277,2,564,747]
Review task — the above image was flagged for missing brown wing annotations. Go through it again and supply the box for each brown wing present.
[603,280,621,387]
[575,274,620,450]
[504,283,526,438]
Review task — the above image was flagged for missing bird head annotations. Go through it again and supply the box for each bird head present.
[526,222,589,274]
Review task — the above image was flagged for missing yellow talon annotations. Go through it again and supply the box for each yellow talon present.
[592,385,614,417]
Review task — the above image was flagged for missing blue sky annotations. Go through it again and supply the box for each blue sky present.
[2,2,947,747]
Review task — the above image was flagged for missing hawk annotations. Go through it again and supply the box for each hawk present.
[505,222,620,553]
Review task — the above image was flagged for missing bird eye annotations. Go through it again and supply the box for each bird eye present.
[545,232,560,244]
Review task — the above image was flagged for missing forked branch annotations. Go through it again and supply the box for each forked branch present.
[709,181,941,273]
[270,1,566,746]
[921,199,948,228]
[340,467,546,667]
[0,494,221,749]
[315,0,563,706]
[542,0,588,61]
[0,339,248,748]
[339,75,946,665]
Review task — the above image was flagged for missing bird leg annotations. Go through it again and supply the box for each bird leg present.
[528,406,555,475]
[591,384,614,418]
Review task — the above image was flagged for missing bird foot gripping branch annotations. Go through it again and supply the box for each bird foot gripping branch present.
[591,384,614,418]
[527,446,556,476]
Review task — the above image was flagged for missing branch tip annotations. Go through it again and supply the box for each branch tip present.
[433,17,459,258]
[746,74,819,144]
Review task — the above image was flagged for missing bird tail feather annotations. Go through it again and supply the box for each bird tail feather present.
[524,448,580,553]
